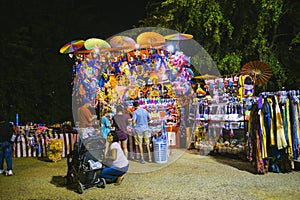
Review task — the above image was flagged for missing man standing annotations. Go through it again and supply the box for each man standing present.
[77,98,98,128]
[132,101,152,164]
[0,112,15,176]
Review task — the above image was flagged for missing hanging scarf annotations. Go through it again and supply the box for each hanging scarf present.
[291,99,299,161]
[298,103,300,153]
[262,99,271,148]
[267,98,276,146]
[285,98,294,166]
[258,104,268,158]
[274,96,287,149]
[256,129,265,174]
[247,116,253,162]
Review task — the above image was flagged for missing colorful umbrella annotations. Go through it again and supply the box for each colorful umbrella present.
[109,36,137,50]
[136,32,165,48]
[164,33,193,41]
[241,61,272,85]
[84,38,111,50]
[59,39,85,54]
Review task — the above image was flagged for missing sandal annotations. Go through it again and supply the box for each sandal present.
[114,175,125,186]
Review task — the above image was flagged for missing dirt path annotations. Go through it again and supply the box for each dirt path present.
[1,149,299,200]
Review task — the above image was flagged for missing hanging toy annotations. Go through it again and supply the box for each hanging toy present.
[196,84,206,97]
[213,128,217,138]
[229,128,234,138]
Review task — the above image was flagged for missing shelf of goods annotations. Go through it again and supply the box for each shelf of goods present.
[193,100,247,156]
[128,98,181,148]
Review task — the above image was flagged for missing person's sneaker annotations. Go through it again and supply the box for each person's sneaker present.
[114,175,125,186]
[97,178,106,188]
[0,169,4,174]
[140,159,145,164]
[128,156,135,161]
[6,170,13,176]
[148,158,152,163]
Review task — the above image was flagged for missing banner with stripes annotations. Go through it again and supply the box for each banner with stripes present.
[13,133,79,158]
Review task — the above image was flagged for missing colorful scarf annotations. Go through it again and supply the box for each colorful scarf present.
[258,106,268,159]
[292,100,299,161]
[267,98,275,146]
[285,98,294,167]
[274,96,287,149]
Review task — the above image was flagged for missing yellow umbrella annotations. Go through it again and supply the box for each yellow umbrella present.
[84,38,111,50]
[193,74,220,79]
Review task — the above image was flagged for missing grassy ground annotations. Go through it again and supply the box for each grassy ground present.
[1,149,300,200]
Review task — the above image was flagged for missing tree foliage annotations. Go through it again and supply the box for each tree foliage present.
[0,0,299,124]
[141,0,300,91]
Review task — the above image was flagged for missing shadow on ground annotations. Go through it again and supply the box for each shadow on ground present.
[51,175,78,192]
[209,152,300,174]
[210,153,257,174]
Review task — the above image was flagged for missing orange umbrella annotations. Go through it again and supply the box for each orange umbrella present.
[59,39,85,54]
[241,61,272,85]
[84,38,111,50]
[136,32,165,48]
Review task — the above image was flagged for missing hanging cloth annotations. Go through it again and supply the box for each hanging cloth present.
[274,96,287,149]
[285,98,294,167]
[258,98,268,159]
[256,129,265,174]
[281,104,287,143]
[262,99,271,148]
[298,103,300,152]
[291,99,299,161]
[267,98,276,146]
[246,115,253,162]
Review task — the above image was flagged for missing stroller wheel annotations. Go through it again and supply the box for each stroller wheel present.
[96,178,106,189]
[77,182,84,194]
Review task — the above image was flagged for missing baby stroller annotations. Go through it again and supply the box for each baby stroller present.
[66,128,107,194]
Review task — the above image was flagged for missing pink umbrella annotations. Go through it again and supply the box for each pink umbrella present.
[109,36,136,48]
[164,33,193,41]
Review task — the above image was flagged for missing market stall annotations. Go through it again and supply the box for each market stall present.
[191,60,300,174]
[60,29,204,163]
[58,28,300,170]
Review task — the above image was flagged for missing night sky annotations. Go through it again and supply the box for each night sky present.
[1,0,149,49]
[0,0,152,123]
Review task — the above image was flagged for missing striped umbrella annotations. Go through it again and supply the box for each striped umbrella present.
[59,39,85,54]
